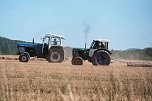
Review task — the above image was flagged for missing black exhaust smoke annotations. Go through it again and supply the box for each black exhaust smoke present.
[83,24,91,48]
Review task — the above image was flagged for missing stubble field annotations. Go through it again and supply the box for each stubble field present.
[0,56,152,101]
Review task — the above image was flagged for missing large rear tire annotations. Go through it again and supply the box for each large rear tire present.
[92,50,111,66]
[47,48,64,63]
[71,57,83,65]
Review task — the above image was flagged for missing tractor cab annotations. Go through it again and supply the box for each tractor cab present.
[43,33,64,48]
[90,39,109,49]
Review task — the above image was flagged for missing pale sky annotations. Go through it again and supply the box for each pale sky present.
[0,0,152,50]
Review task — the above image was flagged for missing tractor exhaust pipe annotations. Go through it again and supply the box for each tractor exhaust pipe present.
[83,23,90,49]
[33,38,34,44]
[85,43,87,49]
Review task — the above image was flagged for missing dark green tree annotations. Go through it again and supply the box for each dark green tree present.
[145,48,152,57]
[0,36,24,55]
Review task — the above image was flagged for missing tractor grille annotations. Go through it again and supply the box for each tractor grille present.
[18,47,25,53]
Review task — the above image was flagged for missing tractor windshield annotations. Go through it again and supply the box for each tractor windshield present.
[90,41,108,49]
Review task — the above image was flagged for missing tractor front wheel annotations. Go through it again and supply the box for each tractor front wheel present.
[71,57,83,65]
[19,53,30,62]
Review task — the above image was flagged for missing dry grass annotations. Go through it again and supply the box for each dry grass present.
[0,57,152,101]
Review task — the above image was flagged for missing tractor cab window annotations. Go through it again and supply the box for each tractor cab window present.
[50,37,61,46]
[90,41,100,49]
[90,41,108,49]
[103,42,109,49]
[99,42,105,48]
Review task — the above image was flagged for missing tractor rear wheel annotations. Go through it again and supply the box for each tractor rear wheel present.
[19,53,30,62]
[92,50,111,66]
[71,57,83,65]
[47,48,64,63]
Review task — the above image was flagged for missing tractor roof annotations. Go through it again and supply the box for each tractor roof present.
[93,39,110,42]
[45,33,65,39]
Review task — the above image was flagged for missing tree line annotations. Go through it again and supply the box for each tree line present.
[112,48,152,60]
[0,36,23,55]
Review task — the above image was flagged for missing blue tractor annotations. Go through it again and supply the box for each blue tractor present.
[17,33,64,63]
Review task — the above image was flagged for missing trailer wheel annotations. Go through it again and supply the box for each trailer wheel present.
[71,57,83,65]
[47,48,64,63]
[92,50,111,66]
[19,53,30,62]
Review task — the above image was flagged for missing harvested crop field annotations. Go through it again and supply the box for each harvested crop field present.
[0,56,152,101]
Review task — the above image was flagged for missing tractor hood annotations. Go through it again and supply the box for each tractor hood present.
[72,48,89,60]
[72,48,89,54]
[73,48,89,51]
[17,43,37,48]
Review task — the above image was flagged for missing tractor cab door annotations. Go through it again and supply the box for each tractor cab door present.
[89,41,98,57]
[35,44,48,58]
[35,44,43,56]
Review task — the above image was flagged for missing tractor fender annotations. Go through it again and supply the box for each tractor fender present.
[94,49,111,55]
[21,52,30,58]
[89,49,97,57]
